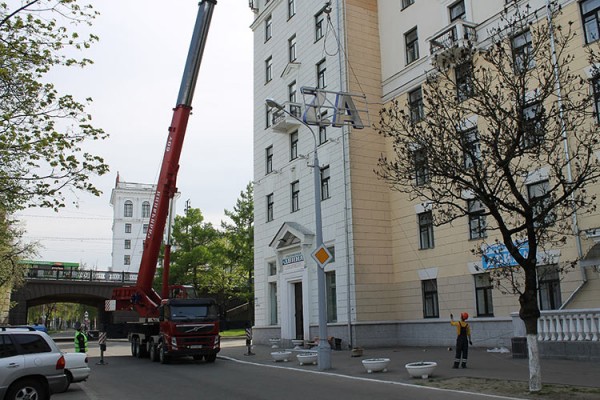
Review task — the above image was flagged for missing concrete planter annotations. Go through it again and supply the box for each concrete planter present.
[271,351,292,362]
[361,358,390,373]
[297,352,318,365]
[405,362,437,379]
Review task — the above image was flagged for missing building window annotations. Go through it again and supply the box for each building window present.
[265,15,272,42]
[267,193,274,222]
[449,0,466,21]
[326,271,338,323]
[124,200,133,218]
[320,165,330,200]
[593,76,600,123]
[142,201,150,218]
[408,87,424,123]
[462,127,480,168]
[266,105,273,128]
[413,147,429,186]
[315,9,325,41]
[405,27,419,65]
[288,34,297,62]
[265,56,273,83]
[327,245,335,263]
[317,59,327,88]
[269,282,278,325]
[319,111,328,144]
[538,265,561,310]
[581,0,600,43]
[512,30,534,72]
[456,62,474,102]
[468,199,487,239]
[290,131,298,160]
[143,224,148,234]
[422,279,439,318]
[291,181,300,212]
[125,223,132,233]
[266,146,273,174]
[268,261,277,276]
[418,211,434,249]
[475,273,494,317]
[288,81,301,117]
[288,0,295,19]
[124,255,131,266]
[520,101,544,148]
[124,239,131,250]
[402,0,414,10]
[527,180,554,227]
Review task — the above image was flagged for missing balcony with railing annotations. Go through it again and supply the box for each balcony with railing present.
[270,102,303,133]
[428,19,478,67]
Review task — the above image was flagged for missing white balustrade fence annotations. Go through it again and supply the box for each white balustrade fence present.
[536,309,600,342]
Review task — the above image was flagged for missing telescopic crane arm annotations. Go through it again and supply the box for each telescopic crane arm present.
[112,0,217,316]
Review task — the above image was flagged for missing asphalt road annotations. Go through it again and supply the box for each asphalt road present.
[53,341,524,400]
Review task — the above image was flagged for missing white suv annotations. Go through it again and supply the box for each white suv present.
[0,327,67,400]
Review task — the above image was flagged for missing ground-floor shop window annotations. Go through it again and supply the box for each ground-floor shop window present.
[538,265,561,310]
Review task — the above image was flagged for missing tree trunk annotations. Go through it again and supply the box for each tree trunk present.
[519,275,542,392]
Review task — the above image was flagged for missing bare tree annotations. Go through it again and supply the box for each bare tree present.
[376,1,600,392]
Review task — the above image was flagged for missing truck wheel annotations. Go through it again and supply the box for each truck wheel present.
[131,337,139,357]
[135,339,143,358]
[159,344,169,364]
[206,353,216,363]
[149,341,159,362]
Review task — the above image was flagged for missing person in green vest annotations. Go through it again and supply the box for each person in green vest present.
[74,322,88,353]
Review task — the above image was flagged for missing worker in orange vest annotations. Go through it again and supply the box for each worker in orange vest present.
[450,312,472,368]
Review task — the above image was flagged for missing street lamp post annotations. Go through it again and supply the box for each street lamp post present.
[266,98,331,370]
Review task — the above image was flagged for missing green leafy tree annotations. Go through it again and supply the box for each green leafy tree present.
[0,0,108,212]
[221,182,254,321]
[376,2,599,392]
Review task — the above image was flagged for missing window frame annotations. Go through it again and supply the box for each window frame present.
[265,14,272,42]
[475,273,494,317]
[581,0,600,44]
[124,255,131,266]
[512,30,534,73]
[266,105,273,129]
[418,211,434,249]
[461,127,480,169]
[288,34,297,63]
[290,131,298,160]
[124,200,133,218]
[291,180,300,212]
[317,59,327,89]
[456,61,474,102]
[320,165,331,200]
[288,0,296,19]
[326,270,338,323]
[538,265,562,310]
[405,27,419,65]
[266,193,274,222]
[593,75,600,123]
[527,179,554,227]
[422,279,439,318]
[265,56,273,83]
[467,199,487,239]
[520,100,544,148]
[449,0,466,22]
[266,145,273,174]
[402,0,414,10]
[413,147,429,186]
[124,239,131,250]
[125,223,132,234]
[408,87,424,123]
[315,9,326,41]
[142,201,150,218]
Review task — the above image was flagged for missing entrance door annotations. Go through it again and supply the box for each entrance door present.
[294,282,303,339]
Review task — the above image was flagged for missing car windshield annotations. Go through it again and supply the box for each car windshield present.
[170,304,217,321]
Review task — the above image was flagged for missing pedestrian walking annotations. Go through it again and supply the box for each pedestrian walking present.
[74,321,88,353]
[450,312,472,368]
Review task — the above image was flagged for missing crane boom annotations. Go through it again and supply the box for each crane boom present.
[112,0,217,316]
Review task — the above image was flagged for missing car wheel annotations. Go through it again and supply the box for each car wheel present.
[59,371,73,393]
[6,378,48,400]
[159,344,169,364]
[206,353,217,363]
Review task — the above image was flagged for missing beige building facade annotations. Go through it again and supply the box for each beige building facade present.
[251,0,600,350]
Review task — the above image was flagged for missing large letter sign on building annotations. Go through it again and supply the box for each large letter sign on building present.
[301,86,369,129]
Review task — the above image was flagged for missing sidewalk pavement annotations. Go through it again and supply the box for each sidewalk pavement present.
[218,338,600,388]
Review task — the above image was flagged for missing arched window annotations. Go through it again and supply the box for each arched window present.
[124,200,133,218]
[142,201,150,218]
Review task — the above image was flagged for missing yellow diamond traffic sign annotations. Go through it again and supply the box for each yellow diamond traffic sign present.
[311,245,332,268]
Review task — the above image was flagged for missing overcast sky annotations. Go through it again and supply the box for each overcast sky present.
[16,1,254,269]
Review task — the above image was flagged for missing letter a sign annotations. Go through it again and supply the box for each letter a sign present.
[311,245,333,269]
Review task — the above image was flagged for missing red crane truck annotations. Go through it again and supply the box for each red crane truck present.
[109,0,220,364]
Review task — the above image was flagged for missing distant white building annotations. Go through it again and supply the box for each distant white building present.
[109,176,156,273]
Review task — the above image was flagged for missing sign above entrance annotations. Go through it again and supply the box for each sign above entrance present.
[312,245,333,269]
[281,252,304,270]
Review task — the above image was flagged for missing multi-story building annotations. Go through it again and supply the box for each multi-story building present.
[251,0,600,352]
[109,177,156,273]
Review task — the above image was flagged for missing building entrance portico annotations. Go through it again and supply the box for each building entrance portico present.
[269,222,315,342]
